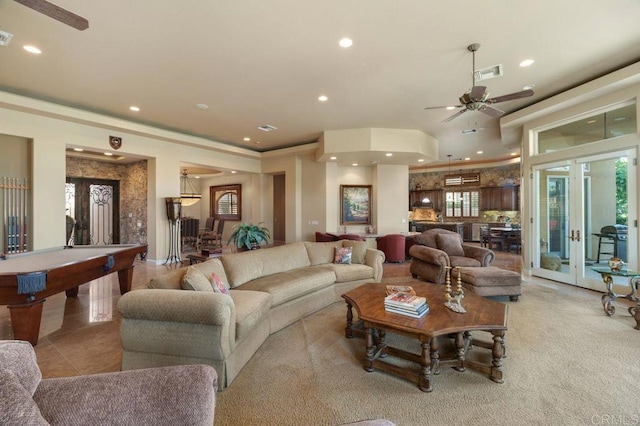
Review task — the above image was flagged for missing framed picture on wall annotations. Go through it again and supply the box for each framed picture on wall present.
[340,185,372,225]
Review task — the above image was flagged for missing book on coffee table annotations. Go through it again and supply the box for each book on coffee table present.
[385,285,417,296]
[385,304,429,318]
[384,292,427,309]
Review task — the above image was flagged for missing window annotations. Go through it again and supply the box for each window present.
[210,184,241,220]
[445,190,479,218]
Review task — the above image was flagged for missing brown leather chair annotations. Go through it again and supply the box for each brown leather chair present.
[376,234,406,263]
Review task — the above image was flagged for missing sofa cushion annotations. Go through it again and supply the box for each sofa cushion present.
[229,290,272,340]
[0,369,48,425]
[436,233,465,257]
[193,258,230,292]
[341,240,367,264]
[325,264,374,283]
[222,243,311,288]
[304,241,342,265]
[237,267,336,306]
[0,340,42,396]
[181,267,213,292]
[334,247,352,264]
[449,256,482,268]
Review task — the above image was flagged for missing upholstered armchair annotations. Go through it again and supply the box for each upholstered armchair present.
[0,340,217,425]
[376,234,406,263]
[409,228,494,284]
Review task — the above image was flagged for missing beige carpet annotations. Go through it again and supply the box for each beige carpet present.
[215,280,640,426]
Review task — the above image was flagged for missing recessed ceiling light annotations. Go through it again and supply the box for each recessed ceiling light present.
[255,141,261,144]
[519,59,534,67]
[352,163,358,167]
[477,151,483,154]
[23,45,41,54]
[339,38,353,48]
[510,152,517,156]
[385,153,393,157]
[523,84,536,90]
[586,120,597,124]
[318,95,328,102]
[196,103,209,109]
[330,156,337,160]
[418,159,425,163]
[243,137,251,141]
[231,171,237,174]
[104,152,113,156]
[73,148,84,152]
[464,157,471,161]
[446,106,457,110]
[129,106,140,112]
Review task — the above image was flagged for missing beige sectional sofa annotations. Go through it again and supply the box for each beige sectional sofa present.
[118,240,384,389]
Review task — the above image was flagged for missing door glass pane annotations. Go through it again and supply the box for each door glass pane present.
[90,184,114,245]
[537,165,570,275]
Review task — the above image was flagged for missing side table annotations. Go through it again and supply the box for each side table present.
[591,267,640,330]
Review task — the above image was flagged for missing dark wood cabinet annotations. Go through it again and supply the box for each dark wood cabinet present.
[462,223,473,241]
[481,186,519,211]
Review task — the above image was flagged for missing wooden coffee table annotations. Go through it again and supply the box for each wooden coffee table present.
[342,282,508,392]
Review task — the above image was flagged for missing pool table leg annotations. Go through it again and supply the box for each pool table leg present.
[117,265,134,294]
[8,300,44,345]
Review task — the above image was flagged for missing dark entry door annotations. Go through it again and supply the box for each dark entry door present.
[65,178,120,245]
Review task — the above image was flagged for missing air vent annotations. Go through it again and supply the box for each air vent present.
[258,124,278,132]
[474,64,503,81]
[444,173,480,187]
[0,30,14,46]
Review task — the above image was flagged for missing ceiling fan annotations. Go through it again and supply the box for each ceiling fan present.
[425,43,533,123]
[14,0,89,31]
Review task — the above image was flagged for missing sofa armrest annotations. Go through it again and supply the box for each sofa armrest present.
[34,365,216,426]
[118,289,234,325]
[118,289,236,360]
[364,248,385,282]
[408,244,449,266]
[462,244,495,266]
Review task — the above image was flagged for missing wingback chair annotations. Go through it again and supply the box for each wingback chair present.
[0,340,217,425]
[409,228,494,284]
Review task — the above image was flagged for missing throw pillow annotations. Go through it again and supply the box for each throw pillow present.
[0,370,49,425]
[210,273,229,294]
[341,240,366,264]
[435,233,465,257]
[181,267,214,292]
[0,341,41,396]
[334,246,353,264]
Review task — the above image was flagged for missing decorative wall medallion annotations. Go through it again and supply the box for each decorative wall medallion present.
[109,136,122,150]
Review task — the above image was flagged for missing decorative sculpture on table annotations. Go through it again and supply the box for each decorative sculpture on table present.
[444,266,466,313]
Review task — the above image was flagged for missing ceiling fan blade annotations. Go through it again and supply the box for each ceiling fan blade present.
[424,105,462,110]
[469,86,487,100]
[14,0,89,30]
[442,109,467,123]
[480,105,504,118]
[487,89,534,104]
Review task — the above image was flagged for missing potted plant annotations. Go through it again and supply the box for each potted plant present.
[227,222,270,251]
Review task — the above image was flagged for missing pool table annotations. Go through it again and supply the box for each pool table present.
[0,244,148,345]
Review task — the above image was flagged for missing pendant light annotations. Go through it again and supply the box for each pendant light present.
[180,169,201,206]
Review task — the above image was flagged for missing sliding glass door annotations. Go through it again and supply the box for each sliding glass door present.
[532,150,636,292]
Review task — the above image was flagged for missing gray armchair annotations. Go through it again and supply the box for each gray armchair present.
[0,340,217,426]
[409,228,494,284]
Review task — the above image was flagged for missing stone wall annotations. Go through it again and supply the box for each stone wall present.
[410,163,520,190]
[66,157,147,244]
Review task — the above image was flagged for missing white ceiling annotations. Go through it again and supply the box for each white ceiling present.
[1,0,640,168]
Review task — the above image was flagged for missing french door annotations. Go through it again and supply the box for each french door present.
[531,149,636,292]
[65,178,120,245]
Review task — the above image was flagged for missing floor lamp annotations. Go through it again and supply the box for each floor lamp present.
[164,197,182,264]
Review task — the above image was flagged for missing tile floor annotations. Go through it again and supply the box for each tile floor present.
[0,245,632,379]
